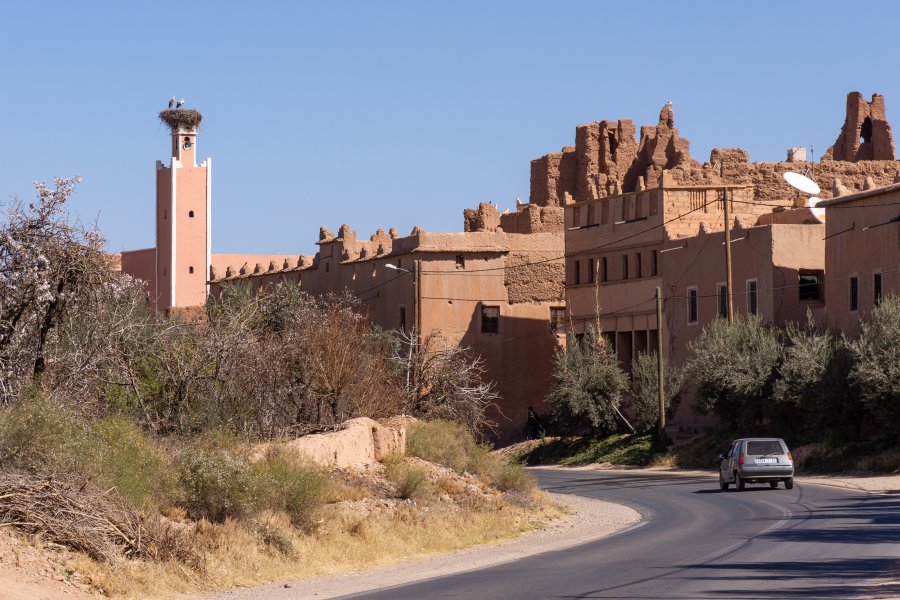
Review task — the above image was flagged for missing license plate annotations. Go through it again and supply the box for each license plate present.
[756,458,777,464]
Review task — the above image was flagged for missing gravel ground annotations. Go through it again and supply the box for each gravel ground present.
[210,493,642,600]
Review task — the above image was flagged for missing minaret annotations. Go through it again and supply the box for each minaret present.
[155,107,211,313]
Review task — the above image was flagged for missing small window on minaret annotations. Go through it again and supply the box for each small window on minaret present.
[189,266,194,274]
[189,210,195,218]
[163,209,167,220]
[183,137,192,150]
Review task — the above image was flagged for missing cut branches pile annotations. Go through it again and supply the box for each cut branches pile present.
[0,470,199,567]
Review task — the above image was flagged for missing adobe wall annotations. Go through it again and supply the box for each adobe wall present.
[531,92,900,210]
[823,186,900,337]
[120,247,156,300]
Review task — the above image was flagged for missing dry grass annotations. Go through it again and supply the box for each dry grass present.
[75,493,562,598]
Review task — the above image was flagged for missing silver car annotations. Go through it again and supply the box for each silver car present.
[719,438,794,491]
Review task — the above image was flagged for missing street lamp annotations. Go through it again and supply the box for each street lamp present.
[385,261,421,335]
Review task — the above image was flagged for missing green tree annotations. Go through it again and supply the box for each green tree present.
[850,295,900,437]
[685,315,782,430]
[774,313,858,438]
[547,328,629,436]
[630,351,683,431]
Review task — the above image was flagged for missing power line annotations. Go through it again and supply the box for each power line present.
[416,196,899,278]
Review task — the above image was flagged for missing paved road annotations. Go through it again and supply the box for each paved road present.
[345,469,900,599]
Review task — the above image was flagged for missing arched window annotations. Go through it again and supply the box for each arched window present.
[189,210,194,218]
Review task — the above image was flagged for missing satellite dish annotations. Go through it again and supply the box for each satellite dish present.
[783,172,821,195]
[806,197,826,222]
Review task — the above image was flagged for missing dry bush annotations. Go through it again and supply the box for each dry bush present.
[0,471,194,564]
[383,457,433,501]
[392,329,498,434]
[406,420,536,493]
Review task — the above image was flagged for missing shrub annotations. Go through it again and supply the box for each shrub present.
[384,457,433,500]
[850,296,900,437]
[774,315,858,438]
[89,415,175,510]
[406,420,536,492]
[547,328,629,436]
[494,463,535,494]
[686,315,782,429]
[406,419,473,474]
[630,352,683,431]
[174,434,253,522]
[0,393,93,473]
[251,447,329,528]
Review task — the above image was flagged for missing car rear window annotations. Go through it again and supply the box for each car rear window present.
[746,441,785,455]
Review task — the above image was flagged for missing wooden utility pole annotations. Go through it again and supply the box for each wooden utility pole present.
[655,287,666,443]
[723,187,734,323]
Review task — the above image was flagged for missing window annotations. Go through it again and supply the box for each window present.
[746,279,758,315]
[718,283,728,319]
[601,200,609,224]
[550,307,566,333]
[799,269,824,301]
[587,204,595,225]
[601,257,608,282]
[399,306,407,332]
[455,254,465,270]
[188,210,195,218]
[635,253,642,278]
[874,272,883,305]
[574,260,581,285]
[325,262,330,273]
[850,276,859,312]
[588,258,595,284]
[622,255,629,280]
[572,206,581,227]
[163,209,167,220]
[189,266,194,274]
[481,305,500,334]
[688,287,698,324]
[651,250,658,276]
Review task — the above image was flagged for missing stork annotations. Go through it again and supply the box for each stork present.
[168,96,175,109]
[176,98,185,109]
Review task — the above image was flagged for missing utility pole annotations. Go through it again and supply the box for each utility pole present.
[414,259,422,338]
[723,187,734,323]
[655,286,666,443]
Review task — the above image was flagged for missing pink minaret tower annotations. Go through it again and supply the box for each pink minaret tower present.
[154,107,211,313]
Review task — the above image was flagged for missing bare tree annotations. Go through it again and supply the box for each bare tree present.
[391,328,499,434]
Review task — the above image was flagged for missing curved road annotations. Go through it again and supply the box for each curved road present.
[346,469,900,599]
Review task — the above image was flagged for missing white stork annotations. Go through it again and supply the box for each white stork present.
[168,96,175,109]
[176,98,185,109]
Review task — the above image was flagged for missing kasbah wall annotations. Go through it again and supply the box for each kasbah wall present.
[123,91,899,442]
[548,90,899,437]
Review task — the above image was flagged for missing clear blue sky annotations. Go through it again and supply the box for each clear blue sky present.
[3,1,899,254]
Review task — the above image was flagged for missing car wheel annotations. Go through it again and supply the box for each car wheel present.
[784,477,794,490]
[769,481,779,489]
[735,472,745,491]
[719,473,729,491]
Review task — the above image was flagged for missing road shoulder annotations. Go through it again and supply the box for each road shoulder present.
[211,492,641,600]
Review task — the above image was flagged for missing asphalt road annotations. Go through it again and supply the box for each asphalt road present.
[344,469,900,599]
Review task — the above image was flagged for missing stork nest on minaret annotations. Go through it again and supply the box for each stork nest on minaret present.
[159,109,202,130]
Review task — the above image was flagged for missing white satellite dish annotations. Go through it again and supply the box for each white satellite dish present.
[806,197,826,222]
[783,172,821,195]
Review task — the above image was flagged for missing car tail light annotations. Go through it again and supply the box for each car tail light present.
[739,453,744,465]
[787,451,793,462]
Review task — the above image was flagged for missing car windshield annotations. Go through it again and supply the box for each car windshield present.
[746,441,784,456]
